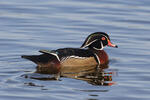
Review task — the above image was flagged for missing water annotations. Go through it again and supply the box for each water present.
[0,0,150,100]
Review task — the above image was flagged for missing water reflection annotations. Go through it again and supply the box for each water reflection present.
[61,65,117,86]
[23,64,117,86]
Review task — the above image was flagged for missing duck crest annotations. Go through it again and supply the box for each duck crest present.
[81,32,111,50]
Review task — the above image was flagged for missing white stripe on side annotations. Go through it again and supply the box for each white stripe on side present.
[94,53,100,65]
[50,53,60,61]
[61,55,87,63]
[69,56,87,59]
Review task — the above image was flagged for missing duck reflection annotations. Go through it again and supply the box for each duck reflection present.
[60,64,116,86]
[29,64,117,86]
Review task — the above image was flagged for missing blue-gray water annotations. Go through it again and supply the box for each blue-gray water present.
[0,0,150,100]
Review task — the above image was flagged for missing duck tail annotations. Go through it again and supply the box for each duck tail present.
[21,53,55,64]
[21,55,40,64]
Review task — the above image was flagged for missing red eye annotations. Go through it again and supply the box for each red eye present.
[101,37,106,40]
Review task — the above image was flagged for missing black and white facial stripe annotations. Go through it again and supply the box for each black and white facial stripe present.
[81,32,110,50]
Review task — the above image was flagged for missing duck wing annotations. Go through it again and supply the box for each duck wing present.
[40,48,96,61]
[22,48,98,64]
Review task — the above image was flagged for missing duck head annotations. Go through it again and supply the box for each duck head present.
[81,32,118,50]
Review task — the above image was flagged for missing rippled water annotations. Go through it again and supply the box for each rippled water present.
[0,0,150,100]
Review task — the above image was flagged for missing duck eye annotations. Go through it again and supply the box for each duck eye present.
[101,37,106,40]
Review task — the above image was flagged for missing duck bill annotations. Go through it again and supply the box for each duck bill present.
[107,40,118,48]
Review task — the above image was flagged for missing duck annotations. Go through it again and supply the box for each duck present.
[22,32,118,74]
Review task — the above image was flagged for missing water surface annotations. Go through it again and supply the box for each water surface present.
[0,0,150,100]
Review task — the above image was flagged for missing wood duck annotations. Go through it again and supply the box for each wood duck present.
[22,32,118,74]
